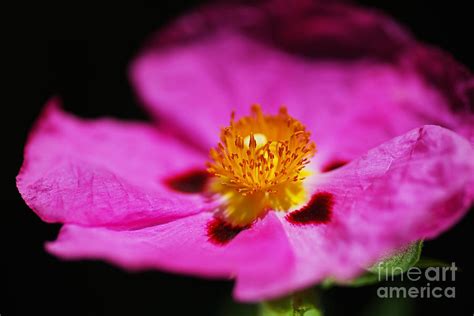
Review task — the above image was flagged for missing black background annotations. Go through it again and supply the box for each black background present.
[4,1,474,315]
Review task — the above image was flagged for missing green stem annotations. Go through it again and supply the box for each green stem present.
[259,288,322,316]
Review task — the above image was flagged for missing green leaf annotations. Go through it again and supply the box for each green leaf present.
[415,257,451,269]
[322,241,424,288]
[321,272,380,289]
[259,290,322,316]
[368,240,423,277]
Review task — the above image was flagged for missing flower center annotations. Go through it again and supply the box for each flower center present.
[207,105,316,226]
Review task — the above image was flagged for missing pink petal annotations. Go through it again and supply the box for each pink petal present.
[43,124,474,302]
[46,211,294,296]
[17,98,215,229]
[130,1,474,166]
[262,125,474,299]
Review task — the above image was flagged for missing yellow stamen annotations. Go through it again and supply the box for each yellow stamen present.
[207,104,316,226]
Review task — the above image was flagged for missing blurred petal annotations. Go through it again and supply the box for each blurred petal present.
[131,0,473,166]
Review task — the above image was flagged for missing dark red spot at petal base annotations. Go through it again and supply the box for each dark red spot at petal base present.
[321,159,348,172]
[286,192,334,225]
[164,169,210,194]
[207,218,249,246]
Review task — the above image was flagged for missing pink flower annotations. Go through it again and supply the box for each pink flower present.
[17,0,474,301]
